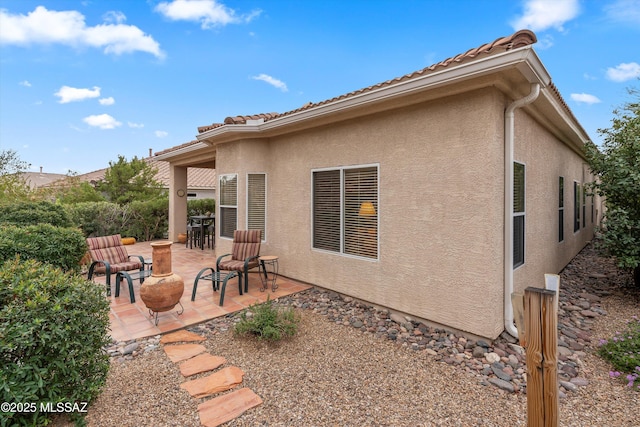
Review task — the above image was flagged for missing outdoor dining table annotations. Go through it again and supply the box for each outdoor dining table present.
[188,215,215,250]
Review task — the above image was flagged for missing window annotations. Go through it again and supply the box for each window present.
[247,173,266,240]
[513,162,525,268]
[582,184,586,229]
[219,174,237,238]
[312,165,378,260]
[574,182,580,232]
[558,176,564,242]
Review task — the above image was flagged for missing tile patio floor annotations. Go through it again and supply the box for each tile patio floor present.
[96,240,311,342]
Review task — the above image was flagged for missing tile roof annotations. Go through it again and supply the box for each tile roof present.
[196,30,538,134]
[54,157,215,189]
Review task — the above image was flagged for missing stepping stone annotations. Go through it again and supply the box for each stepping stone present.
[179,353,226,377]
[164,344,207,363]
[181,366,245,398]
[198,388,263,427]
[160,330,206,344]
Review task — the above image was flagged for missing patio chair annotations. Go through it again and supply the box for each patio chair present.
[86,234,146,296]
[216,229,262,293]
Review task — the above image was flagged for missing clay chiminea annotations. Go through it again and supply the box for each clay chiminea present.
[140,241,184,324]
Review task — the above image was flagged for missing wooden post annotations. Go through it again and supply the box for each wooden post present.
[524,287,559,427]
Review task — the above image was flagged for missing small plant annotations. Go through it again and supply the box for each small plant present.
[234,296,300,341]
[598,315,640,391]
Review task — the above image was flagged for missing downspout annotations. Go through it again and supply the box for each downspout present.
[504,83,540,338]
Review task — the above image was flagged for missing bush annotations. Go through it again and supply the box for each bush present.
[65,201,130,237]
[187,198,216,218]
[125,196,169,241]
[0,224,87,273]
[0,200,72,227]
[598,316,640,391]
[234,296,300,341]
[0,258,111,426]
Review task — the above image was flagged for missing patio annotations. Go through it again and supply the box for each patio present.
[97,240,311,342]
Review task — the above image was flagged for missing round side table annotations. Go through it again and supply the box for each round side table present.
[258,255,279,292]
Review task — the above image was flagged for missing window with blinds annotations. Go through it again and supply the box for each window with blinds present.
[574,181,580,232]
[312,165,378,260]
[219,174,237,239]
[559,176,564,242]
[513,162,525,268]
[247,173,266,241]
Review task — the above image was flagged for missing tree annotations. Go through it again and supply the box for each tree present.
[585,87,640,286]
[42,171,105,204]
[96,155,163,205]
[0,149,32,203]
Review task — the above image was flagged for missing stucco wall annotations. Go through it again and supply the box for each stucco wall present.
[513,110,595,294]
[217,88,508,338]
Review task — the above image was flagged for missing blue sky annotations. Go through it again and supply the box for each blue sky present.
[1,0,639,174]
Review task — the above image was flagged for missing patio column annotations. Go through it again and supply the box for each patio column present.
[169,164,188,242]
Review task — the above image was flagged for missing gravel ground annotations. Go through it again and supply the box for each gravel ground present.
[54,244,638,426]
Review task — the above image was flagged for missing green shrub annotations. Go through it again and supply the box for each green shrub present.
[234,296,300,341]
[599,316,640,391]
[0,224,87,272]
[187,198,216,217]
[0,200,72,227]
[0,258,111,426]
[125,196,169,241]
[65,201,130,237]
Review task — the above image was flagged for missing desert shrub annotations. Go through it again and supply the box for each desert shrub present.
[187,198,216,217]
[0,258,111,426]
[125,196,169,241]
[0,200,72,227]
[599,316,640,391]
[0,224,86,272]
[66,201,131,237]
[234,296,300,341]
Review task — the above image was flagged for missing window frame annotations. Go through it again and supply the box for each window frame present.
[574,181,581,233]
[558,176,564,243]
[513,161,525,269]
[246,172,267,242]
[311,163,379,261]
[218,174,238,239]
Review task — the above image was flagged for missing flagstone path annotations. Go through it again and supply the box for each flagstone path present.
[160,330,263,427]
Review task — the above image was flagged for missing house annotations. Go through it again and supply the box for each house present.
[155,30,599,339]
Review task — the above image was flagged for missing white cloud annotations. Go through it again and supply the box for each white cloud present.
[570,93,601,105]
[604,0,640,26]
[0,6,165,58]
[511,0,580,32]
[251,74,288,92]
[55,85,100,103]
[155,130,168,138]
[83,114,122,129]
[103,11,127,25]
[128,122,144,128]
[99,97,115,105]
[155,0,261,29]
[606,62,640,82]
[19,80,32,87]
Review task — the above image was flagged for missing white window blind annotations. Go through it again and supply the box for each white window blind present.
[247,173,266,240]
[219,174,237,239]
[513,162,525,268]
[344,167,378,259]
[312,165,378,260]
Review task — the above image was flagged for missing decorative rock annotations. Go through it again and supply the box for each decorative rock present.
[570,377,589,387]
[485,352,501,364]
[121,342,139,355]
[488,378,515,393]
[164,344,207,363]
[472,346,485,358]
[560,380,577,392]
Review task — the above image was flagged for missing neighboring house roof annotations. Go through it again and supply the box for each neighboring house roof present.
[51,157,216,190]
[155,29,588,160]
[21,171,67,189]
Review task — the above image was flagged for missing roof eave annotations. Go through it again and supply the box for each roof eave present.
[197,46,551,145]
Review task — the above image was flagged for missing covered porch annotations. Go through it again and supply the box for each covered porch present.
[98,240,311,342]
